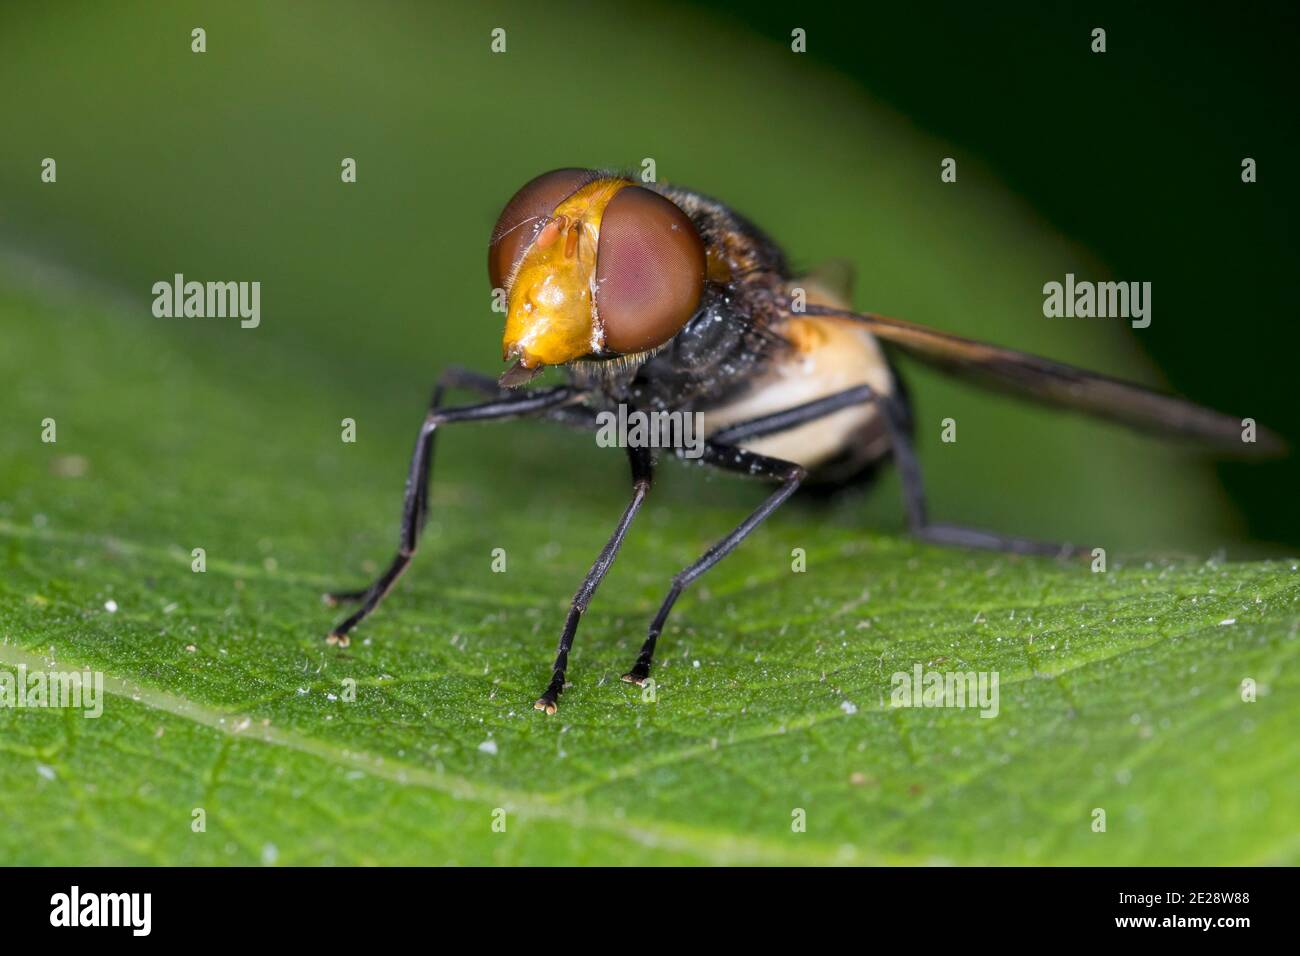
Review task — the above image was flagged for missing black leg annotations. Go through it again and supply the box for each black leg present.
[622,444,805,685]
[325,367,501,606]
[324,382,585,645]
[533,446,654,714]
[709,386,876,446]
[711,382,1079,558]
[431,366,601,432]
[326,369,598,608]
[874,394,1079,557]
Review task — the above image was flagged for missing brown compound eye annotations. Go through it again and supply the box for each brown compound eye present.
[595,186,705,354]
[488,168,597,290]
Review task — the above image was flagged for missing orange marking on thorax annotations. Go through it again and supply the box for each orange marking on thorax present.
[784,316,829,353]
[705,250,732,283]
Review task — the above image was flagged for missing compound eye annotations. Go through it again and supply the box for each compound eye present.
[594,186,705,353]
[488,168,596,291]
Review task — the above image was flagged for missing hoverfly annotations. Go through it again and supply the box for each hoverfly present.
[323,168,1282,714]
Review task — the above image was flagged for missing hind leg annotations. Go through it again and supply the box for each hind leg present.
[711,385,1080,556]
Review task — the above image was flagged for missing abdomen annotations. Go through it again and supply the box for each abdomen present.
[702,285,899,482]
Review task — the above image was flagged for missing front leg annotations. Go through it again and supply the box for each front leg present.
[325,366,495,606]
[324,381,585,646]
[534,445,653,714]
[328,368,600,607]
[623,444,805,685]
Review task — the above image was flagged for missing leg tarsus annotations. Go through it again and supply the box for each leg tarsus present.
[534,607,581,714]
[327,551,412,644]
[622,581,679,684]
[914,522,1080,557]
[620,659,653,686]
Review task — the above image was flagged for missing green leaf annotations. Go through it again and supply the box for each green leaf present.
[2,282,1297,865]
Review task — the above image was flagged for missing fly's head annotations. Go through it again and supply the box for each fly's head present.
[488,169,706,386]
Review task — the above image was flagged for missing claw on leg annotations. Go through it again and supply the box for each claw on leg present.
[326,632,351,648]
[533,671,567,714]
[620,666,649,686]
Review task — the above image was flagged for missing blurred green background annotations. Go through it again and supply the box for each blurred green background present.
[1,0,1295,551]
[0,1,1297,865]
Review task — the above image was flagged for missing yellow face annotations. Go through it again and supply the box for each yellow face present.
[501,178,629,370]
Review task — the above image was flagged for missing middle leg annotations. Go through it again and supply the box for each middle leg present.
[622,443,805,685]
[534,445,654,714]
